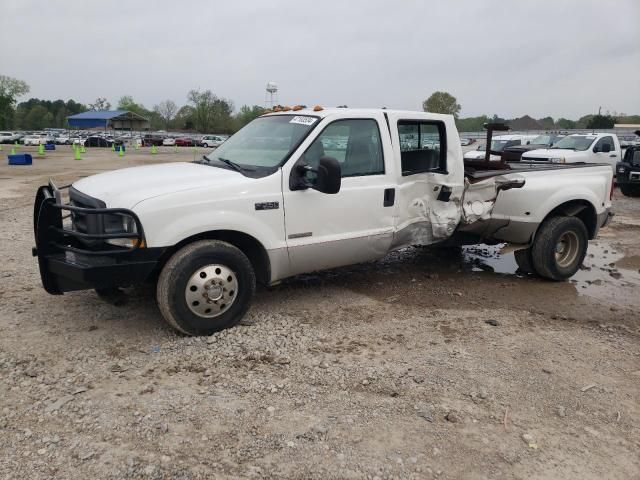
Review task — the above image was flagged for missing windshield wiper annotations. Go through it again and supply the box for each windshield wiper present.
[217,157,255,173]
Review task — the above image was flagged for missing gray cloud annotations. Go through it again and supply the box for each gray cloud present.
[2,0,639,118]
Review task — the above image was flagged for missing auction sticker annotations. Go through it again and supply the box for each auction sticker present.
[290,116,317,126]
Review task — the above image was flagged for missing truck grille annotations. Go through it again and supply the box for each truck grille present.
[521,156,549,162]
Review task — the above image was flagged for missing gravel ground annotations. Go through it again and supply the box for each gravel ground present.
[1,146,639,479]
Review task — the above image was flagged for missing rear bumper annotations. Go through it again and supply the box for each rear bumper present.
[33,181,164,294]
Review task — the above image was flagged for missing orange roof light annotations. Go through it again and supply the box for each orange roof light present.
[313,105,323,112]
[292,105,303,111]
[282,106,291,111]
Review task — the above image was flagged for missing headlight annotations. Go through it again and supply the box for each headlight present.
[105,215,141,247]
[550,157,565,163]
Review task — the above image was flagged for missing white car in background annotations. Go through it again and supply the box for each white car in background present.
[200,135,226,148]
[163,137,176,147]
[23,134,52,146]
[463,134,538,161]
[55,134,71,145]
[522,133,621,171]
[0,131,21,143]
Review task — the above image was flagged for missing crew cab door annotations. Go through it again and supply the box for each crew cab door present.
[282,113,396,275]
[385,113,466,249]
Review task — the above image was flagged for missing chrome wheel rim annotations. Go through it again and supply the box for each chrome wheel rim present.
[185,264,238,318]
[555,231,579,268]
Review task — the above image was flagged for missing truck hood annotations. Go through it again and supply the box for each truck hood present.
[463,150,501,160]
[72,162,249,208]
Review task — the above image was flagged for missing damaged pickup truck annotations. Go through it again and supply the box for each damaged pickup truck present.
[33,108,614,335]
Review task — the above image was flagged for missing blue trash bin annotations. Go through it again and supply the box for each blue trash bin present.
[8,154,33,165]
[45,144,56,151]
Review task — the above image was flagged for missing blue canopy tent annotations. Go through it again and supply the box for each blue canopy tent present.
[67,110,150,130]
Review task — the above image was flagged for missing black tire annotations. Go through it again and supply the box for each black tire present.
[203,143,209,148]
[514,248,536,275]
[620,184,640,197]
[157,240,255,336]
[531,216,588,281]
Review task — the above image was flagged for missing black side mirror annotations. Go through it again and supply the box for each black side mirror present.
[314,156,341,194]
[601,143,611,153]
[290,156,341,194]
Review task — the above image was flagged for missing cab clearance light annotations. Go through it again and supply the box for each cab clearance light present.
[313,105,323,111]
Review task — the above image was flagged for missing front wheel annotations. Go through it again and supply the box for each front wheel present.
[203,143,209,148]
[157,240,256,336]
[531,216,588,281]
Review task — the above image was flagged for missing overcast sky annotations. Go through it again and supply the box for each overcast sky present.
[2,0,639,119]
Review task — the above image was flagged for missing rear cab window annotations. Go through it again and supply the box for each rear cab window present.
[398,120,447,175]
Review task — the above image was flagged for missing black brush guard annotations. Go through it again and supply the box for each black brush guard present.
[33,180,164,294]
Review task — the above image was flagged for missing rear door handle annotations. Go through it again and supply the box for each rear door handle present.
[383,188,395,207]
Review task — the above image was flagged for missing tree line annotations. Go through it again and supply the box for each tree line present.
[0,75,265,133]
[2,75,638,133]
[423,91,640,132]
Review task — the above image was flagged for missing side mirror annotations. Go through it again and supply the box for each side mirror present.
[313,157,341,194]
[291,156,341,194]
[601,143,611,153]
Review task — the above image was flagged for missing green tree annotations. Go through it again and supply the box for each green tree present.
[422,91,461,118]
[174,105,195,130]
[586,114,615,129]
[455,115,489,132]
[153,100,178,129]
[89,97,111,111]
[235,105,265,128]
[187,89,234,133]
[538,116,555,128]
[0,75,30,129]
[24,105,49,130]
[117,95,149,117]
[556,118,576,129]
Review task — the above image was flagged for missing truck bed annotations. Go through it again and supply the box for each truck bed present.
[464,161,613,182]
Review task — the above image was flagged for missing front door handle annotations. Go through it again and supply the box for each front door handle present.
[609,154,617,158]
[383,188,395,207]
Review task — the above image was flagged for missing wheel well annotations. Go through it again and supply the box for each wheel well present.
[159,230,271,285]
[539,200,598,240]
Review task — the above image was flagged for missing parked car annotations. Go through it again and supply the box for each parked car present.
[615,130,640,197]
[142,134,166,146]
[84,136,124,148]
[522,133,621,172]
[163,137,176,147]
[463,135,538,161]
[54,134,71,145]
[502,134,565,162]
[33,108,613,336]
[23,134,53,146]
[200,135,226,148]
[460,137,475,146]
[0,131,21,143]
[175,137,195,147]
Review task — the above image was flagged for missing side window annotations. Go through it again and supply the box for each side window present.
[595,136,614,152]
[301,119,384,178]
[398,121,446,175]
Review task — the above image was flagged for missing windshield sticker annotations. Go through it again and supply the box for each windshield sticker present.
[289,116,317,126]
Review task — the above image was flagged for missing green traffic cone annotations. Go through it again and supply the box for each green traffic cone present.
[119,146,124,157]
[11,146,16,155]
[174,145,178,153]
[38,143,45,156]
[111,143,115,152]
[80,144,86,153]
[75,147,81,160]
[151,144,157,154]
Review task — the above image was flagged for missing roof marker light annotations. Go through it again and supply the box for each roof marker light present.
[313,105,323,112]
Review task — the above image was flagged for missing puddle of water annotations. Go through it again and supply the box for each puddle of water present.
[464,241,640,308]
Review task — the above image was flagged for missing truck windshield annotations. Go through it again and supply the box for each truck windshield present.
[203,115,318,170]
[551,136,595,151]
[531,135,552,145]
[490,140,511,152]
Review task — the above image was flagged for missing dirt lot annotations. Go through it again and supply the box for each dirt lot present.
[1,146,639,480]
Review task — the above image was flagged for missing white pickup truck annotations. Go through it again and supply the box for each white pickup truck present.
[33,108,614,335]
[521,133,621,171]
